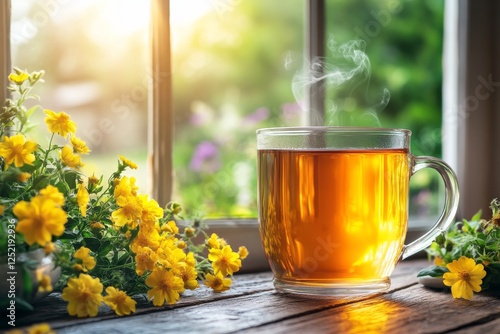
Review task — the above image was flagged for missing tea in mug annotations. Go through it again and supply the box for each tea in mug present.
[258,148,410,285]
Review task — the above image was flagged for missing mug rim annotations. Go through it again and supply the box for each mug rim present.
[256,126,411,136]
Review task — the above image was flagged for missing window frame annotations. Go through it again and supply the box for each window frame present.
[150,0,173,207]
[0,0,10,106]
[442,0,500,219]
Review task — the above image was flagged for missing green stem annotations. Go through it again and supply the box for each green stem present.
[40,133,55,174]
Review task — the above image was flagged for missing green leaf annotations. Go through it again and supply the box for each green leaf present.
[64,171,78,189]
[471,210,483,222]
[61,230,79,240]
[97,241,113,257]
[32,175,50,190]
[417,266,449,278]
[83,237,101,252]
[25,105,39,118]
[117,252,131,266]
[482,263,500,291]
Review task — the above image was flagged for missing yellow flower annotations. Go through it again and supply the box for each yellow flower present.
[36,270,53,293]
[434,256,445,267]
[27,322,55,334]
[138,194,163,225]
[131,228,161,253]
[120,155,138,169]
[103,286,137,316]
[146,268,185,306]
[73,264,84,272]
[91,221,105,230]
[61,145,83,168]
[177,240,187,249]
[111,195,142,229]
[44,242,55,254]
[14,196,67,246]
[0,205,5,216]
[44,109,77,137]
[8,71,29,85]
[70,135,91,154]
[39,185,65,206]
[238,246,249,260]
[208,245,242,276]
[76,182,90,217]
[17,172,31,182]
[206,233,221,249]
[157,246,187,275]
[74,246,96,272]
[204,272,232,292]
[186,252,196,267]
[61,274,103,317]
[114,176,138,198]
[134,246,159,276]
[162,220,179,235]
[443,256,486,300]
[0,134,37,169]
[179,265,199,290]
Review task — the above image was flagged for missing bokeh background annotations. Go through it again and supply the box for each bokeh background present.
[10,0,444,222]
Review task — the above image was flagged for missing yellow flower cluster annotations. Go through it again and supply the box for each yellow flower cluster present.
[0,68,248,319]
[204,233,248,292]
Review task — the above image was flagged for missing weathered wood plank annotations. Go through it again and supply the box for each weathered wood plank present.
[244,285,500,334]
[22,260,425,333]
[452,318,500,334]
[9,272,274,329]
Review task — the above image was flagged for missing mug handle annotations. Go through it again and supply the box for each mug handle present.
[400,156,460,260]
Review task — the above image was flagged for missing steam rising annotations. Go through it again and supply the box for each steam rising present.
[290,40,390,127]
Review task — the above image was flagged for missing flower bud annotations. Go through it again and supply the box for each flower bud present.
[435,233,446,246]
[184,227,195,238]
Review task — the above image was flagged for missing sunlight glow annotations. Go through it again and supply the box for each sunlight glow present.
[99,0,151,36]
[170,0,212,26]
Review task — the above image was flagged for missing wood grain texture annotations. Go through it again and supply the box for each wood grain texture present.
[13,259,500,334]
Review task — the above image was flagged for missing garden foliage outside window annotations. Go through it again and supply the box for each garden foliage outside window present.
[7,0,444,225]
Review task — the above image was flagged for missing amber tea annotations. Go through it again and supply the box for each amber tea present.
[257,127,459,296]
[258,149,409,285]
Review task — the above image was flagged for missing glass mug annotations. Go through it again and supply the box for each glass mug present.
[257,127,459,296]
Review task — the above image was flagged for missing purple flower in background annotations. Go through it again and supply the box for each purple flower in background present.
[189,141,221,173]
[244,107,269,125]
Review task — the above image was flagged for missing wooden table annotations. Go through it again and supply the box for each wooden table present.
[5,259,500,333]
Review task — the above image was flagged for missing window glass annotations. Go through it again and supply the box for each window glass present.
[172,0,444,220]
[10,0,151,191]
[171,0,304,217]
[324,0,444,219]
